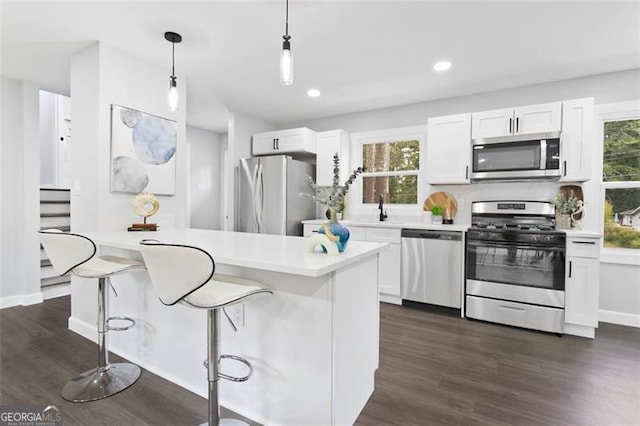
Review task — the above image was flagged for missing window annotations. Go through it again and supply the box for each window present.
[349,126,425,211]
[361,140,420,204]
[599,102,640,252]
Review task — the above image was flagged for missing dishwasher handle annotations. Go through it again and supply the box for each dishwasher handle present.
[401,229,462,241]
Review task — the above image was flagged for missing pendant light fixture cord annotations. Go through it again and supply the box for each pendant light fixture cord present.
[171,41,176,78]
[285,0,289,36]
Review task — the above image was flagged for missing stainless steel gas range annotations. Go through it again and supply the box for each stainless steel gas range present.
[465,201,566,333]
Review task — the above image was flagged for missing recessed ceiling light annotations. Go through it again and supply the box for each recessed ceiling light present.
[307,89,321,97]
[433,61,452,72]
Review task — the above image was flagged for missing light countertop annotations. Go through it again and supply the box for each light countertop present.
[302,219,470,232]
[84,228,387,278]
[303,219,603,237]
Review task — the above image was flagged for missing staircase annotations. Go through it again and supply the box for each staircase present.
[40,188,71,298]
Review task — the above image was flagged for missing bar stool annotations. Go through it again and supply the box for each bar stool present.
[139,241,273,426]
[39,229,145,402]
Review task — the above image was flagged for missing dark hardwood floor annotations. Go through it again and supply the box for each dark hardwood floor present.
[1,296,639,425]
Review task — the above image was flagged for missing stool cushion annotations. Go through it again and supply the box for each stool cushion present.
[73,255,145,278]
[183,274,271,309]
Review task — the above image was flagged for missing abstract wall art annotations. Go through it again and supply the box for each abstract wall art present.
[110,104,177,195]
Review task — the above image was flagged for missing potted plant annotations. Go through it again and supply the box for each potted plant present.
[431,205,444,225]
[551,190,580,229]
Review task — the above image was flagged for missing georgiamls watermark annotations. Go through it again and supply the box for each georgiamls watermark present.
[0,405,62,426]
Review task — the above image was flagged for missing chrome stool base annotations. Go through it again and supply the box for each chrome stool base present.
[61,363,141,402]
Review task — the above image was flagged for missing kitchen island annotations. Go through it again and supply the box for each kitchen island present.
[68,229,386,425]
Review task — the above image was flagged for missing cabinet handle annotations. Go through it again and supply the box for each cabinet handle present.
[509,118,513,133]
[276,138,280,150]
[516,117,520,133]
[465,165,469,179]
[569,260,572,278]
[499,305,525,312]
[572,241,596,245]
[563,161,567,176]
[272,138,276,150]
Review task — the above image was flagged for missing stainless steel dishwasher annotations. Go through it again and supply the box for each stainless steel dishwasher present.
[401,229,463,310]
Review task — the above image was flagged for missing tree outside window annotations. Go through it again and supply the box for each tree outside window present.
[602,118,640,249]
[361,139,419,204]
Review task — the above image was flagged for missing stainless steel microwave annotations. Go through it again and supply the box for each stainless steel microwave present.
[471,132,561,181]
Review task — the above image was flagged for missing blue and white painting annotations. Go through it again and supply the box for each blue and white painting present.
[110,105,177,195]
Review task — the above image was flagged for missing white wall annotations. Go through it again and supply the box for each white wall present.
[187,125,222,230]
[0,77,43,307]
[39,90,56,187]
[285,68,640,327]
[223,111,275,230]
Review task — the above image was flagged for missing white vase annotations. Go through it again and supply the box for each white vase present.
[432,215,443,225]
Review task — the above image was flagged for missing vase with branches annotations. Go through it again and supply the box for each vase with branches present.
[300,153,363,252]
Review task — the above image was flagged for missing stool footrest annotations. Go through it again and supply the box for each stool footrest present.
[203,354,253,382]
[107,316,136,331]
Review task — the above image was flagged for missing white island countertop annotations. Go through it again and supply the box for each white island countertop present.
[85,228,387,278]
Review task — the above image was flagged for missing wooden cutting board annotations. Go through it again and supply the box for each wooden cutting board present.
[423,191,458,219]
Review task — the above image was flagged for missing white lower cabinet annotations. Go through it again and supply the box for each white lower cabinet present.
[303,224,402,304]
[564,236,600,338]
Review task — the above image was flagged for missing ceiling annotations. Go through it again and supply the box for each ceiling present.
[2,1,639,133]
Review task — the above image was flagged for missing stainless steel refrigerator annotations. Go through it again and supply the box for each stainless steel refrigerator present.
[236,155,316,236]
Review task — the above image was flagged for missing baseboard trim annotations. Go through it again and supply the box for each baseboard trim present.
[380,293,402,305]
[0,292,44,309]
[599,309,640,328]
[42,283,71,300]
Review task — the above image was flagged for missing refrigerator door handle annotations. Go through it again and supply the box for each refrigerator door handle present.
[255,163,264,233]
[241,158,260,233]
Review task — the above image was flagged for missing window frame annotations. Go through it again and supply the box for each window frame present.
[595,100,640,265]
[348,125,427,216]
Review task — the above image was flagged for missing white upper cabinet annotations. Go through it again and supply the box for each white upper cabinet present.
[252,127,317,156]
[426,113,472,184]
[471,102,562,139]
[316,129,350,186]
[560,98,594,182]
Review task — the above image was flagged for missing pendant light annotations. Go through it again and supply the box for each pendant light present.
[280,0,293,86]
[164,31,182,111]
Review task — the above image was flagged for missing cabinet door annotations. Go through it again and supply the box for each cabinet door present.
[316,130,349,186]
[560,98,593,182]
[252,133,278,155]
[379,243,401,297]
[426,113,472,184]
[565,256,599,327]
[471,108,513,139]
[515,102,562,135]
[252,128,317,156]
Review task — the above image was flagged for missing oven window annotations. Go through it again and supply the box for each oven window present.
[473,141,541,172]
[467,241,565,290]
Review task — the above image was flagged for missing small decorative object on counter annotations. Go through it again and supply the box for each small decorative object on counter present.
[129,192,159,231]
[571,200,586,229]
[551,188,581,230]
[430,205,444,225]
[424,191,457,224]
[300,153,363,253]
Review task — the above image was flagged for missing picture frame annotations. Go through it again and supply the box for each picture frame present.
[110,104,177,195]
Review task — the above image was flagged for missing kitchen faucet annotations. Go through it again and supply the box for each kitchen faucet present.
[379,194,388,222]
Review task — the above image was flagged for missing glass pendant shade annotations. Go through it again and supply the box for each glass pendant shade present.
[168,78,178,112]
[280,42,293,86]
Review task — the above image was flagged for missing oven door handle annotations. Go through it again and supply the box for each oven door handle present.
[467,240,565,253]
